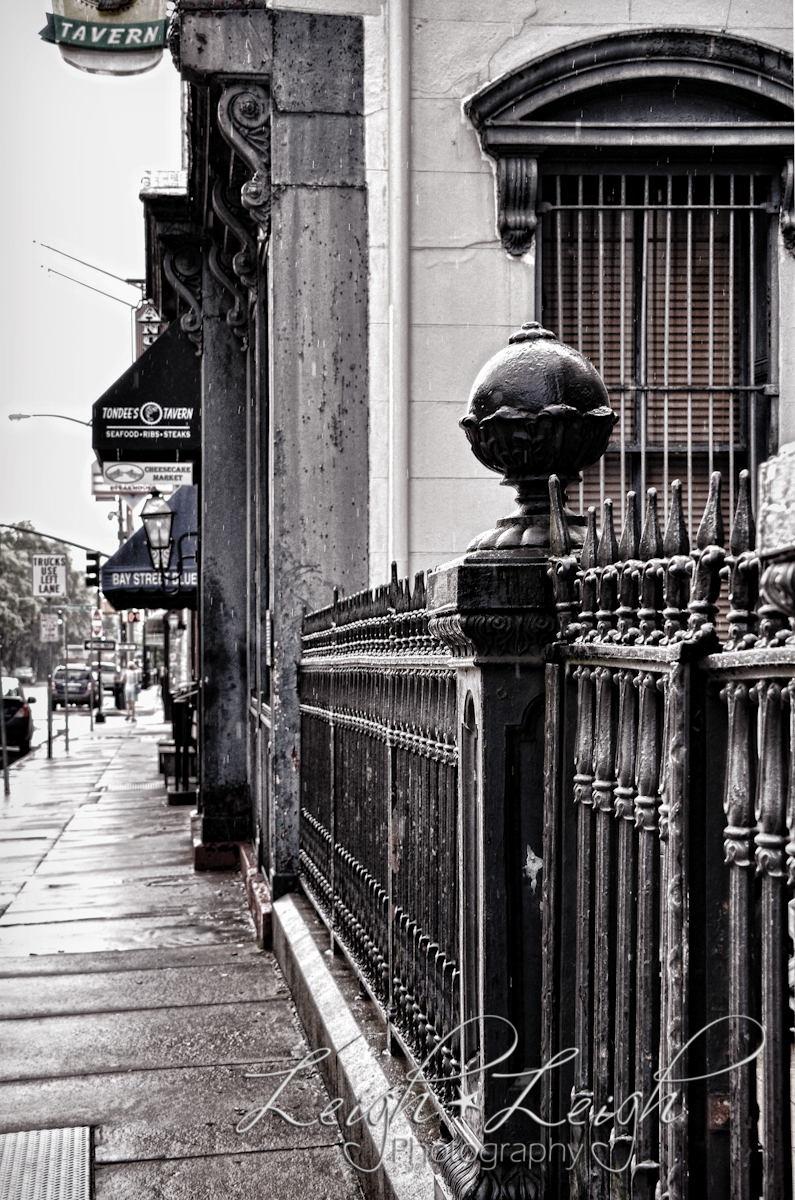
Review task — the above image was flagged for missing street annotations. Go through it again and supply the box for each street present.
[0,690,364,1199]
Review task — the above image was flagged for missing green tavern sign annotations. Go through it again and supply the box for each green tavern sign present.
[46,15,165,49]
[40,1,167,75]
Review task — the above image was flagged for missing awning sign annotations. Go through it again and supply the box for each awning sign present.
[93,323,201,463]
[106,568,198,590]
[92,461,194,497]
[32,555,68,598]
[101,485,198,611]
[98,403,197,449]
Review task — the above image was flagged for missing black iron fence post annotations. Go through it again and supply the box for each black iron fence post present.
[426,322,615,1196]
[427,548,557,1177]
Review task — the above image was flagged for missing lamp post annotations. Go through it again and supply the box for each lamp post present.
[141,492,176,709]
[0,649,10,796]
[141,493,175,575]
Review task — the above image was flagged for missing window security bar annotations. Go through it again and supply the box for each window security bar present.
[540,172,778,541]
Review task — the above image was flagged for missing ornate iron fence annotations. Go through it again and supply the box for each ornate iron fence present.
[300,453,794,1198]
[544,469,792,1199]
[299,568,461,1101]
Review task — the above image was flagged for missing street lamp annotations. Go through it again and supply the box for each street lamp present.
[141,493,174,572]
[8,413,91,427]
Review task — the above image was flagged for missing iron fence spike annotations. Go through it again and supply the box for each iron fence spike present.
[697,471,725,550]
[548,474,571,556]
[639,488,663,561]
[663,480,690,557]
[730,469,755,555]
[597,498,618,566]
[618,491,640,561]
[581,506,599,570]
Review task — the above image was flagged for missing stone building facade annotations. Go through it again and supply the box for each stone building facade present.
[140,0,791,896]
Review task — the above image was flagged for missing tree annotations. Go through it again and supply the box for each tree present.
[0,524,93,677]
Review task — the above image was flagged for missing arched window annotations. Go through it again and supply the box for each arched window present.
[467,31,793,536]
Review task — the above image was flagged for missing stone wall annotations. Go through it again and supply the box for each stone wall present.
[270,0,793,585]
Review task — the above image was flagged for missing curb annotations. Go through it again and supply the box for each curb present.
[192,837,238,871]
[272,893,438,1200]
[190,834,273,948]
[238,843,273,947]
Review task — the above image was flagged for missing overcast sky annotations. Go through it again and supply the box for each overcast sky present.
[0,1,181,564]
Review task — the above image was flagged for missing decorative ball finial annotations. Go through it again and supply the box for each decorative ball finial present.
[460,322,616,552]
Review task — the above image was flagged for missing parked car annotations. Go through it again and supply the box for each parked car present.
[1,676,36,754]
[52,664,97,709]
[14,667,34,683]
[99,663,118,694]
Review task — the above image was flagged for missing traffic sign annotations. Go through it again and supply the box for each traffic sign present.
[40,613,60,643]
[84,640,116,651]
[91,609,103,638]
[31,554,67,598]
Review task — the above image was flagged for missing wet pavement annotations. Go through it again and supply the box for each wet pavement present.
[0,690,364,1199]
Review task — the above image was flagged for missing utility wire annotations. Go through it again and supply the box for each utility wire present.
[36,241,144,291]
[45,267,138,309]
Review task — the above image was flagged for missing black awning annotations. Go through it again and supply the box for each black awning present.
[93,323,200,463]
[101,486,198,610]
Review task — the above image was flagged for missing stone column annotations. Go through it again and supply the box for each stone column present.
[199,261,250,845]
[267,11,369,897]
[427,322,615,1196]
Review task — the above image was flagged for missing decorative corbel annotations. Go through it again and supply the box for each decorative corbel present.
[166,6,181,71]
[781,160,795,258]
[208,242,248,348]
[497,157,538,257]
[212,179,257,291]
[217,85,271,242]
[163,244,203,355]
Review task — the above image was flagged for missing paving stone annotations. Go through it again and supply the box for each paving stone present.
[0,912,254,958]
[1,1000,306,1082]
[0,1062,343,1159]
[0,943,264,978]
[94,1145,363,1200]
[0,961,288,1018]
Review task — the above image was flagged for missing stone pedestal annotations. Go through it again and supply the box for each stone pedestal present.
[428,552,554,1180]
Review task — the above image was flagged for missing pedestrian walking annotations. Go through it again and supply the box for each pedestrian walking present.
[123,662,139,724]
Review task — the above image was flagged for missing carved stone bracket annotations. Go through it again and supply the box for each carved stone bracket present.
[212,179,258,291]
[166,6,181,71]
[217,85,271,242]
[163,244,203,355]
[208,241,248,348]
[497,156,538,257]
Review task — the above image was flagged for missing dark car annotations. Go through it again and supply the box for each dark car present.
[52,664,97,709]
[2,676,36,754]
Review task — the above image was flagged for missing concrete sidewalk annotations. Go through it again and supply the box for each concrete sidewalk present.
[0,695,364,1199]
